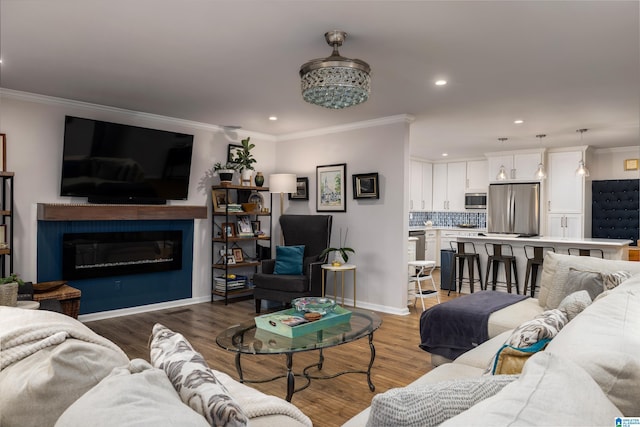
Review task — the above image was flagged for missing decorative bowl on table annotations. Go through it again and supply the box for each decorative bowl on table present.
[291,297,336,315]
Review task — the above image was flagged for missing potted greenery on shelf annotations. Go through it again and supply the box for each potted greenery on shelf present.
[320,228,355,266]
[233,137,256,186]
[213,162,240,184]
[0,273,25,307]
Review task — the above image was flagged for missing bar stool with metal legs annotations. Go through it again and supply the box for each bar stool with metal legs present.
[448,241,483,295]
[408,260,440,311]
[523,245,555,297]
[568,248,604,258]
[484,243,520,294]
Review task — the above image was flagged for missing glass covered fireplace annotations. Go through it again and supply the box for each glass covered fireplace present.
[62,230,182,280]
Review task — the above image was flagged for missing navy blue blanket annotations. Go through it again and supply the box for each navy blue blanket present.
[419,291,528,360]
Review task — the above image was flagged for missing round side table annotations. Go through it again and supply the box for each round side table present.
[321,263,357,307]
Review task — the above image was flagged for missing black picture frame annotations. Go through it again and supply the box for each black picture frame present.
[353,172,380,199]
[316,163,346,212]
[289,177,309,200]
[227,144,242,163]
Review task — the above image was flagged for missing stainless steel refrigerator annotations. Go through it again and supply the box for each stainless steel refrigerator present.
[488,182,540,236]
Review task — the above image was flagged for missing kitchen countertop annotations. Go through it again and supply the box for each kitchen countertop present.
[409,226,487,232]
[458,234,632,247]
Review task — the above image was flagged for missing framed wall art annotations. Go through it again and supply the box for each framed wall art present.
[227,144,243,163]
[624,158,639,171]
[0,134,6,172]
[353,172,380,199]
[289,177,309,200]
[316,163,346,212]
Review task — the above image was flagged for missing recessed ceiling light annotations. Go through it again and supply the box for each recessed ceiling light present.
[435,80,447,86]
[442,153,448,157]
[514,119,524,124]
[268,116,278,121]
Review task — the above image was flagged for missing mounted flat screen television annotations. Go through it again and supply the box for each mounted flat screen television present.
[60,116,194,204]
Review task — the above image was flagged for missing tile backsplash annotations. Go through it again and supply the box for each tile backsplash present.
[410,211,486,228]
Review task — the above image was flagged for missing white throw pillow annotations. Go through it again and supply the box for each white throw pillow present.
[366,375,517,427]
[442,352,622,426]
[56,359,210,426]
[149,323,248,427]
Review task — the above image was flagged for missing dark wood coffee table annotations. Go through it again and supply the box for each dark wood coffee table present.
[216,307,382,402]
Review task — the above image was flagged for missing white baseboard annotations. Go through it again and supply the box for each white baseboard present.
[78,296,211,322]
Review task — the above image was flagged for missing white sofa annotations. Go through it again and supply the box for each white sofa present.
[0,306,311,427]
[344,252,640,426]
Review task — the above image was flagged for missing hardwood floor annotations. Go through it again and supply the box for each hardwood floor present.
[85,272,459,427]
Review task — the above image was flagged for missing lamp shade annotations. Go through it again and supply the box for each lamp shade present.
[268,174,297,193]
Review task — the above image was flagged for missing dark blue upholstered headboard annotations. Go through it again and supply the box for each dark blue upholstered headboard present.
[591,179,639,245]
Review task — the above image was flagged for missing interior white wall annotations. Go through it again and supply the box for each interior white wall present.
[0,91,276,299]
[590,146,640,180]
[274,118,411,314]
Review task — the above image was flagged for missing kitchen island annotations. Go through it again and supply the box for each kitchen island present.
[453,234,633,295]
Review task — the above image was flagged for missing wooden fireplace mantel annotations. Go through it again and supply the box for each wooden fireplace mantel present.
[37,203,207,221]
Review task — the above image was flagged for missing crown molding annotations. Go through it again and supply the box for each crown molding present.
[0,88,277,141]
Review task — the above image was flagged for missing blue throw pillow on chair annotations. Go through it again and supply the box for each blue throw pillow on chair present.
[274,245,305,275]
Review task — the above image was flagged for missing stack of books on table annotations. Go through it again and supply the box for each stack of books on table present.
[226,204,243,212]
[214,275,247,291]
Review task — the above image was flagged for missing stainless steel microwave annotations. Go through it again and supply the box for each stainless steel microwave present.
[465,193,487,209]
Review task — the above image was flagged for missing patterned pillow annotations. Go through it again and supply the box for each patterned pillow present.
[486,309,567,375]
[366,375,517,427]
[557,290,592,321]
[149,323,248,427]
[601,270,632,290]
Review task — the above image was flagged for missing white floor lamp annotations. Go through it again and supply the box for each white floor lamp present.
[268,173,297,244]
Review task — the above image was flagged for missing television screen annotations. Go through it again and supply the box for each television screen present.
[60,116,194,204]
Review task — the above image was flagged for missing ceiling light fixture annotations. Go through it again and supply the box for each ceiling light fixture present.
[435,80,447,86]
[496,137,509,181]
[514,119,524,124]
[299,30,371,109]
[534,134,547,180]
[268,116,278,121]
[575,128,590,177]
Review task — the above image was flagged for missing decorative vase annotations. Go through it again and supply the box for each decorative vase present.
[241,170,252,187]
[254,172,264,187]
[332,252,345,266]
[0,282,18,307]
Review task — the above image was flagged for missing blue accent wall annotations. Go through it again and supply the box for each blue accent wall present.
[37,220,194,314]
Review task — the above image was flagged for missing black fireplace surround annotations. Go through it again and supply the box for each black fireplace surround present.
[62,230,182,280]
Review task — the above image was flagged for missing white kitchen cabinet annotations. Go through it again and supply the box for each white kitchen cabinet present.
[547,151,584,213]
[432,161,466,211]
[487,151,543,182]
[548,214,583,238]
[466,160,488,191]
[409,160,433,211]
[546,149,586,238]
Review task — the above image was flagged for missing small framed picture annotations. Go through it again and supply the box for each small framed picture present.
[212,190,232,212]
[236,215,253,236]
[317,163,346,212]
[289,177,309,200]
[0,225,6,244]
[624,158,639,171]
[0,134,6,172]
[251,220,261,235]
[227,144,243,163]
[232,248,244,263]
[221,222,236,238]
[353,172,380,199]
[225,255,236,265]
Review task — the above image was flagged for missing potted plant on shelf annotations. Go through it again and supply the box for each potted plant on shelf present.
[233,137,256,186]
[0,273,25,307]
[213,162,239,184]
[320,228,355,266]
